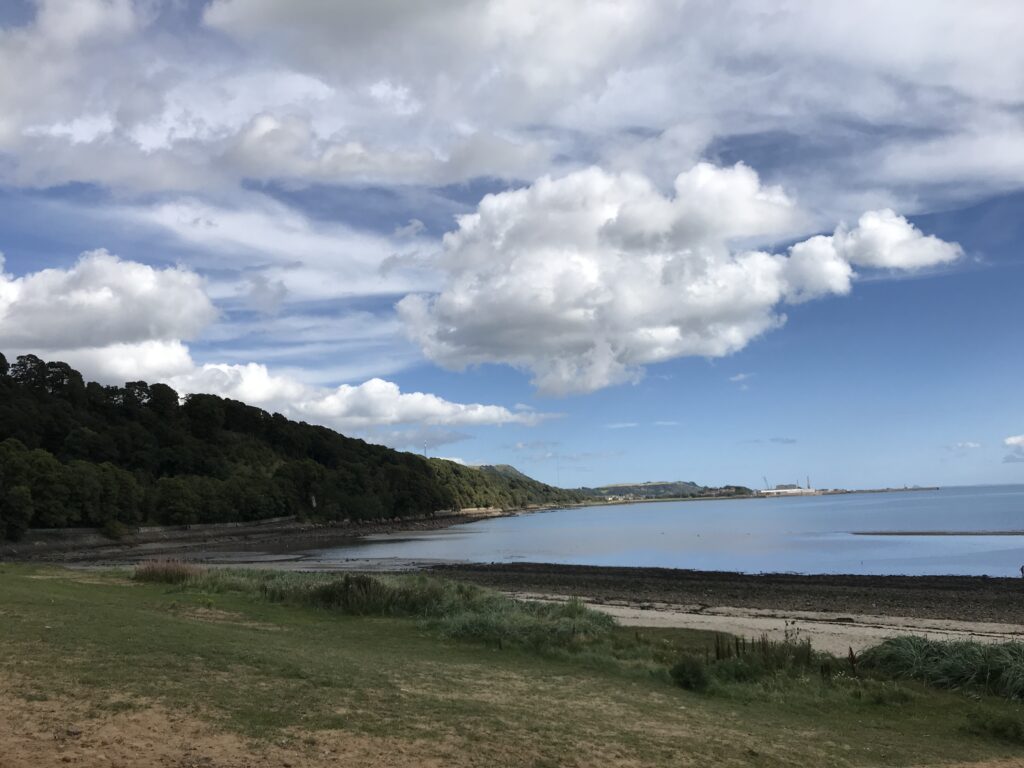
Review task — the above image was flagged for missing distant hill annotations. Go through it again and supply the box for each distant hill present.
[584,480,753,500]
[0,352,586,541]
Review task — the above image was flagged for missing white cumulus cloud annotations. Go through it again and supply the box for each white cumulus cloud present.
[48,340,196,383]
[168,363,548,431]
[0,250,217,351]
[0,245,541,436]
[399,163,962,394]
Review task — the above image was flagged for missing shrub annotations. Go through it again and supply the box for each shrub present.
[712,656,768,684]
[437,597,615,653]
[670,656,710,691]
[304,574,407,615]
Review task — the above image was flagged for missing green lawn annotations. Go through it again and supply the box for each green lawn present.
[1,563,1021,767]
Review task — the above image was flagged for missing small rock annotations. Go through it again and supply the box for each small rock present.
[66,726,82,737]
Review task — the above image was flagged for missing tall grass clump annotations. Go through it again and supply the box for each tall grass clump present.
[861,636,1024,700]
[133,559,207,584]
[436,596,617,653]
[670,632,826,691]
[142,567,620,656]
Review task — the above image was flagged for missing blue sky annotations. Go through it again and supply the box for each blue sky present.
[0,1,1022,489]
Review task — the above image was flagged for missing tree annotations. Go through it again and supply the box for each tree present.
[148,383,180,419]
[10,354,46,391]
[0,485,34,541]
[0,352,585,540]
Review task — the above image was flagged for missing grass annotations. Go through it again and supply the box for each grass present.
[965,708,1024,745]
[134,558,206,583]
[134,562,620,657]
[2,562,1024,766]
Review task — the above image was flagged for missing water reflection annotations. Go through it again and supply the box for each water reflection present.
[300,486,1024,576]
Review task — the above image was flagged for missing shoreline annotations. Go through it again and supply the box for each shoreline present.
[0,507,531,563]
[429,562,1024,626]
[8,511,1024,640]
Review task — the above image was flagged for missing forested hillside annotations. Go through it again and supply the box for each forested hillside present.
[0,353,586,541]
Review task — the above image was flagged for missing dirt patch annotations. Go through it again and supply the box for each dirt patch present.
[176,606,284,632]
[0,675,465,768]
[26,573,137,587]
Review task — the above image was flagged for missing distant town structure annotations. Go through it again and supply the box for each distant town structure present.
[760,482,818,497]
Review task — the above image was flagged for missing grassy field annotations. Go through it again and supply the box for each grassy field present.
[1,563,1023,767]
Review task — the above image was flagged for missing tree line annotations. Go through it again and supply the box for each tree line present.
[0,353,585,541]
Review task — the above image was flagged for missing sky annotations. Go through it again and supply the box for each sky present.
[0,0,1022,490]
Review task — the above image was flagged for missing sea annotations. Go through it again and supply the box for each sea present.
[298,485,1024,577]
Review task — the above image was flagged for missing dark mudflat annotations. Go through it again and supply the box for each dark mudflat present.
[431,562,1024,624]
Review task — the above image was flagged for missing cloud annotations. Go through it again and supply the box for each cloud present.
[399,163,962,394]
[359,426,473,452]
[394,219,426,238]
[605,422,638,429]
[128,196,437,301]
[0,0,1021,210]
[948,441,982,451]
[0,249,216,351]
[1005,435,1024,464]
[168,364,548,431]
[0,248,548,436]
[47,340,196,382]
[729,373,752,382]
[203,0,662,124]
[241,274,288,315]
[222,113,551,187]
[831,210,963,270]
[743,437,798,445]
[9,335,545,435]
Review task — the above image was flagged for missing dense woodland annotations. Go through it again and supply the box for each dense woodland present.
[0,353,586,541]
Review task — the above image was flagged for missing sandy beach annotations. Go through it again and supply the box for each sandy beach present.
[431,562,1024,654]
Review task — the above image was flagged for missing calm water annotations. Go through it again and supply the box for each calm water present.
[302,485,1024,576]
